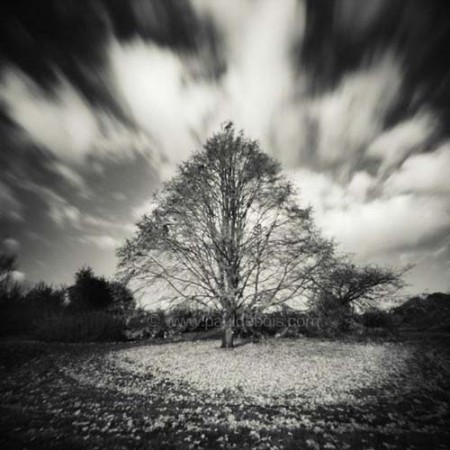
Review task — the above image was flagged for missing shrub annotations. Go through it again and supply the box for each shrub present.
[307,294,361,338]
[165,307,221,333]
[68,266,113,311]
[0,283,64,336]
[107,282,136,314]
[360,308,394,329]
[33,311,126,342]
[124,310,168,340]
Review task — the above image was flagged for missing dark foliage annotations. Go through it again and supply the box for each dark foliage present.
[33,311,126,342]
[68,266,113,311]
[0,262,136,341]
[391,292,450,332]
[312,259,406,309]
[0,282,64,336]
[107,281,136,314]
[361,308,395,329]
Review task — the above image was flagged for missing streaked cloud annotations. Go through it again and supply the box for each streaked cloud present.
[385,144,450,195]
[1,237,21,255]
[0,69,99,164]
[0,0,448,292]
[80,234,120,250]
[0,180,23,222]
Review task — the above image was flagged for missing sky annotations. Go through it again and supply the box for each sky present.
[0,0,449,295]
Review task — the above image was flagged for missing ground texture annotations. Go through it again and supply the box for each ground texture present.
[0,337,449,449]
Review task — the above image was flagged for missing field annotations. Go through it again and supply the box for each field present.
[1,337,449,449]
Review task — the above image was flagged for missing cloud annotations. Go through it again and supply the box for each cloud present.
[107,37,218,177]
[48,162,89,193]
[218,0,305,139]
[347,171,376,202]
[306,53,402,174]
[334,0,391,39]
[0,180,23,221]
[16,180,82,229]
[367,111,436,175]
[0,69,99,164]
[0,67,154,167]
[132,199,159,220]
[48,199,81,228]
[289,169,450,259]
[323,194,449,257]
[1,237,20,255]
[80,234,119,250]
[385,144,450,195]
[0,0,448,291]
[107,0,306,179]
[96,3,450,292]
[11,271,25,283]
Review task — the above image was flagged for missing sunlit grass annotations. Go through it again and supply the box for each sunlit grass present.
[110,339,413,405]
[1,338,449,449]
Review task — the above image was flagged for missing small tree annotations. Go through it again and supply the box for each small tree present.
[118,124,332,348]
[107,281,136,314]
[68,266,112,311]
[312,258,406,311]
[25,282,65,312]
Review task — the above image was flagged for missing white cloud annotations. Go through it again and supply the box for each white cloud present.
[132,199,159,220]
[48,200,81,228]
[0,69,99,164]
[11,271,25,283]
[107,0,305,179]
[308,53,402,173]
[219,0,304,142]
[385,144,450,195]
[1,237,20,255]
[0,0,447,292]
[323,194,449,257]
[49,162,88,193]
[347,171,376,201]
[367,111,435,175]
[80,234,119,250]
[0,68,153,167]
[288,169,450,259]
[107,37,218,178]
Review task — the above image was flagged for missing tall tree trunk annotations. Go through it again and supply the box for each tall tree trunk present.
[221,311,235,349]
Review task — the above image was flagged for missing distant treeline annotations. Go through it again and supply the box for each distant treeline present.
[0,266,135,342]
[2,259,448,343]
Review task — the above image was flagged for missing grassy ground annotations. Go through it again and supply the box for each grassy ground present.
[0,336,449,449]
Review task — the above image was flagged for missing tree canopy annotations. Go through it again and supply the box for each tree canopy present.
[118,124,333,347]
[312,258,406,310]
[68,266,113,311]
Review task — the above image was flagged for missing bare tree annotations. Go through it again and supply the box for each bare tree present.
[118,124,332,348]
[312,258,406,310]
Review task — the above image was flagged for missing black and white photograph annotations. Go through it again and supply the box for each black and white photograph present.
[0,1,449,449]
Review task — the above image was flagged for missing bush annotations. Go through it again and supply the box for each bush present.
[306,294,362,338]
[68,266,113,311]
[33,311,126,342]
[165,307,221,333]
[0,283,64,336]
[107,282,136,314]
[124,310,167,340]
[123,307,222,341]
[360,309,394,329]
